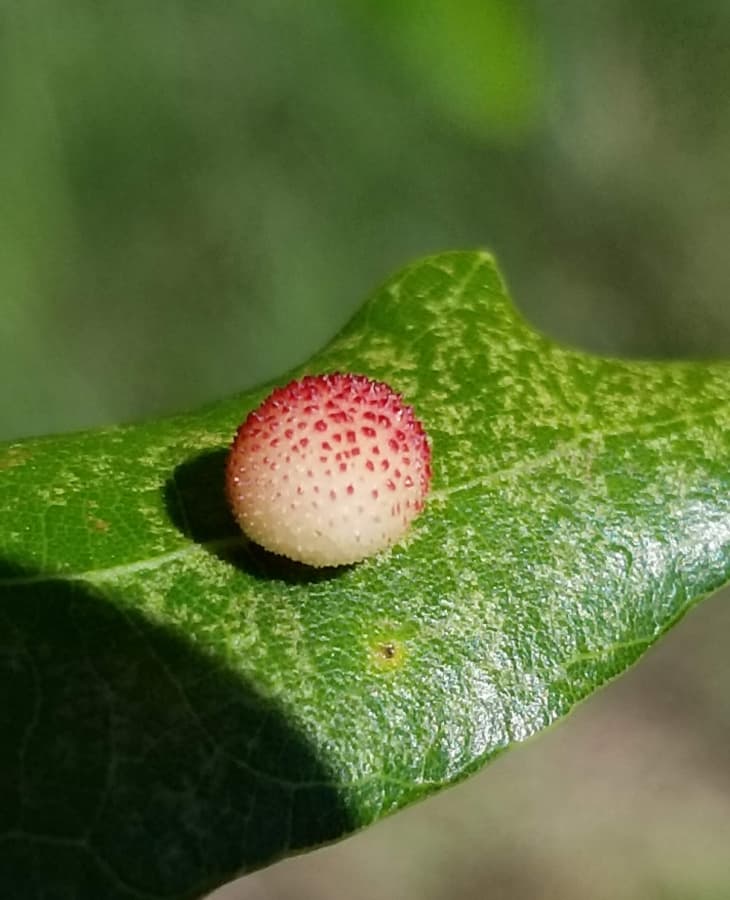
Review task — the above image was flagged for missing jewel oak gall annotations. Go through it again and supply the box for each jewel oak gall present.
[226,373,432,567]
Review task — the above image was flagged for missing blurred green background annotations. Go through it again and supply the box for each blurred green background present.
[2,1,729,898]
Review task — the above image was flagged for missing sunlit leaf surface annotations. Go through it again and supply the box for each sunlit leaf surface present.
[1,251,729,898]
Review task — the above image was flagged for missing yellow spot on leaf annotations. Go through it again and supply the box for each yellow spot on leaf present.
[368,635,407,672]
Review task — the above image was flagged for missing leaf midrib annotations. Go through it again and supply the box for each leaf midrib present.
[4,397,723,589]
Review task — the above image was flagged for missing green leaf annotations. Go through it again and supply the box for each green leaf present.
[362,0,545,140]
[1,251,729,898]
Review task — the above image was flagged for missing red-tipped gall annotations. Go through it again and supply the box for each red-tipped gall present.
[226,373,432,566]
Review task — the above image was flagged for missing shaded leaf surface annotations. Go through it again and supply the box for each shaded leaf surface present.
[1,251,729,898]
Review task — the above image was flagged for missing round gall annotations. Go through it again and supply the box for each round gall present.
[226,373,432,567]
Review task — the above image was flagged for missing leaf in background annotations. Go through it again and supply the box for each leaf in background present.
[1,251,729,898]
[352,0,545,140]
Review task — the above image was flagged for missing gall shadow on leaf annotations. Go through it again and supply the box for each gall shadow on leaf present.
[163,448,351,585]
[0,558,354,899]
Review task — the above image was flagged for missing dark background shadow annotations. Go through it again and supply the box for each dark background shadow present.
[163,448,351,585]
[0,559,351,900]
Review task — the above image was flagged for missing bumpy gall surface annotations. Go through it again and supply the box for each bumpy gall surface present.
[226,373,432,566]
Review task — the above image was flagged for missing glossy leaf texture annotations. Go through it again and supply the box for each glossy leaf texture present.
[1,251,729,899]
